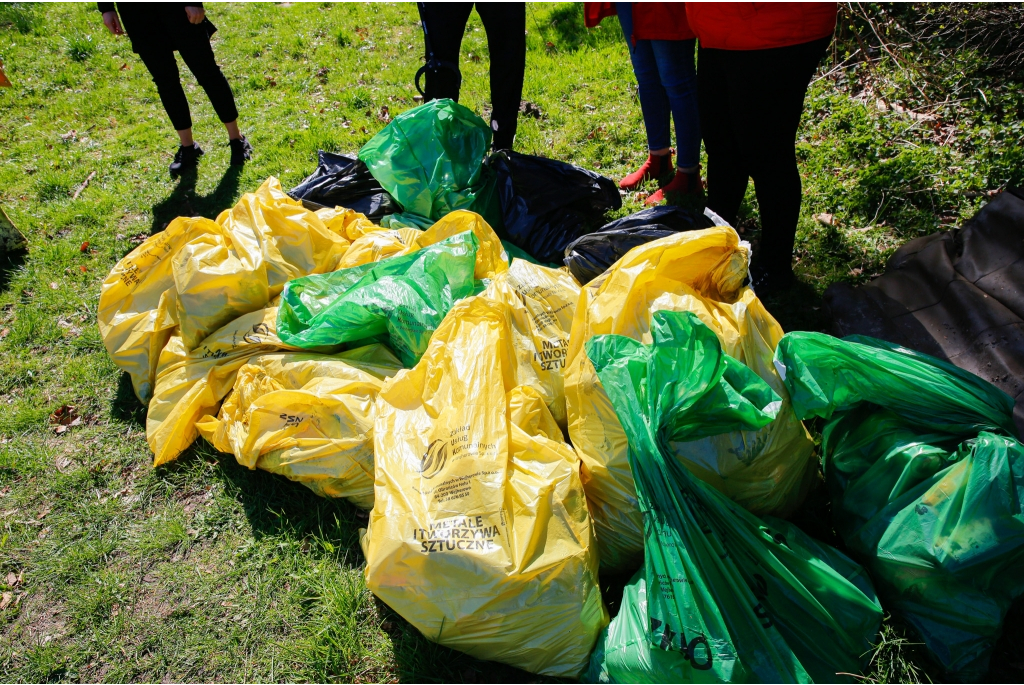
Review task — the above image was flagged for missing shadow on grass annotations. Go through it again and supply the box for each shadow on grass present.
[0,248,27,294]
[110,371,147,428]
[760,278,828,334]
[528,2,622,54]
[150,164,244,235]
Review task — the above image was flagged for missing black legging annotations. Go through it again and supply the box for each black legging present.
[418,2,526,150]
[137,39,238,132]
[698,36,830,276]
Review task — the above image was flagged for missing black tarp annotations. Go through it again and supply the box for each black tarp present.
[825,188,1024,434]
[563,206,714,284]
[288,151,397,222]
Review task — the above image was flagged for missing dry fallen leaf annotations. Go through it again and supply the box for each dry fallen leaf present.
[5,572,17,587]
[0,592,12,610]
[37,507,50,520]
[50,405,81,434]
[814,213,835,226]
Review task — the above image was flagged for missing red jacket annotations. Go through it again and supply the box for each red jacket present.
[584,2,695,42]
[685,3,837,50]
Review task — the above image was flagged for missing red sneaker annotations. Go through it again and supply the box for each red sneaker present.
[619,151,674,190]
[645,166,703,206]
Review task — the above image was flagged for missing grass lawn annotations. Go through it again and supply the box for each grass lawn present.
[1,2,1022,682]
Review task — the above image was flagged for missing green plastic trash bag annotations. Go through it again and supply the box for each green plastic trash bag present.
[380,211,434,231]
[586,311,883,683]
[358,99,501,227]
[775,332,1024,679]
[277,230,478,366]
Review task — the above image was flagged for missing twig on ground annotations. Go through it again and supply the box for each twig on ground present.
[72,170,95,200]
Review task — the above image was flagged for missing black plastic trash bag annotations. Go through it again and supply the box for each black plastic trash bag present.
[289,151,398,222]
[563,206,714,284]
[490,150,621,264]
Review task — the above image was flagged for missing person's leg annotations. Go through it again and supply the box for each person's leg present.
[176,37,240,140]
[698,46,748,225]
[617,3,670,153]
[418,2,473,103]
[650,38,700,170]
[476,3,525,150]
[177,36,252,164]
[616,3,673,189]
[136,49,194,142]
[731,36,831,283]
[643,37,701,203]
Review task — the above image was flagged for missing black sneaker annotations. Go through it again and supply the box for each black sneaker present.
[169,142,203,175]
[229,135,253,166]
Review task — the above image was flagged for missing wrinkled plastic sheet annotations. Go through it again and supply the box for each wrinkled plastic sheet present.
[825,188,1024,434]
[491,150,621,264]
[289,151,397,222]
[563,206,715,284]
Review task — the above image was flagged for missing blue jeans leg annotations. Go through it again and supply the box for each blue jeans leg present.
[651,38,701,167]
[616,3,672,151]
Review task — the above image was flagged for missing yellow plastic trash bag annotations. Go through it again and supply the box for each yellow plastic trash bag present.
[362,296,607,679]
[196,347,402,508]
[481,259,579,428]
[337,210,508,277]
[148,307,402,468]
[335,227,422,270]
[99,177,379,402]
[177,177,358,349]
[312,205,382,244]
[565,226,816,572]
[147,307,299,466]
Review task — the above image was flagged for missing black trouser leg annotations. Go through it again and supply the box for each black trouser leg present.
[699,36,830,275]
[476,3,526,150]
[177,36,239,124]
[137,49,193,131]
[419,2,473,102]
[744,37,830,274]
[698,46,748,227]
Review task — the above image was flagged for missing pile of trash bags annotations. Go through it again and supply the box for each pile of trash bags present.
[97,100,1023,681]
[777,331,1024,678]
[565,226,817,572]
[585,310,883,682]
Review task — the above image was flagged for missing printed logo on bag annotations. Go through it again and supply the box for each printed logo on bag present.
[419,438,449,479]
[243,322,270,345]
